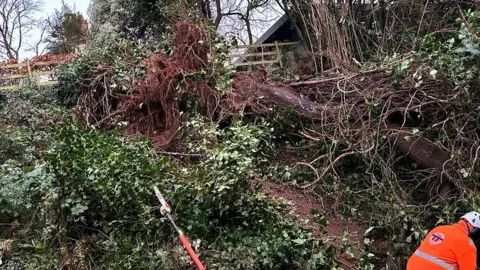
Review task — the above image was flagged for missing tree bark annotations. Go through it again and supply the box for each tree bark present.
[245,16,253,45]
[196,0,209,18]
[214,0,222,28]
[233,74,453,174]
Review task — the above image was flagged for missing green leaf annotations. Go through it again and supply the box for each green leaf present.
[292,238,306,245]
[345,247,356,258]
[400,59,411,71]
[364,226,374,236]
[318,216,328,227]
[364,238,371,245]
[406,235,412,243]
[460,168,470,178]
[71,204,88,216]
[24,165,35,172]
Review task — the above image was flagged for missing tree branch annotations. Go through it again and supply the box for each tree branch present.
[0,0,41,60]
[300,144,375,189]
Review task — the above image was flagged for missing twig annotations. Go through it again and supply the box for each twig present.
[456,1,478,41]
[299,130,323,141]
[288,77,344,87]
[414,0,430,50]
[93,110,126,127]
[296,162,320,182]
[309,153,329,165]
[470,145,480,174]
[156,151,204,157]
[287,68,380,88]
[300,144,375,189]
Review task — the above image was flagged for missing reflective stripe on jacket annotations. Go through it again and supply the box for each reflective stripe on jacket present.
[406,222,477,270]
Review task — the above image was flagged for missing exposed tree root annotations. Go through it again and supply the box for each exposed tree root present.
[74,21,478,201]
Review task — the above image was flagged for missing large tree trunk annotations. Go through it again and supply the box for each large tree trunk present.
[232,72,456,199]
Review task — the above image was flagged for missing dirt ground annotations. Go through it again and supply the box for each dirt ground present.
[257,179,387,269]
[0,213,14,238]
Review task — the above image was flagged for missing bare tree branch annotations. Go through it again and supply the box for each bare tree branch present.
[213,0,278,45]
[25,19,47,57]
[0,0,42,60]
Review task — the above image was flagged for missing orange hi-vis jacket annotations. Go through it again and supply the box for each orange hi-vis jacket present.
[407,221,477,270]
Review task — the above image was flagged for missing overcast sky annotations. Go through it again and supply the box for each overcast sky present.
[22,0,90,59]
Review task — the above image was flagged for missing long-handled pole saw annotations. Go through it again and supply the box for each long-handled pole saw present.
[153,186,206,270]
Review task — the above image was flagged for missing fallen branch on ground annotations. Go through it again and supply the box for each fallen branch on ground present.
[287,77,344,87]
[300,144,376,189]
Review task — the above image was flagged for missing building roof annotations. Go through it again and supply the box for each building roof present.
[233,13,289,64]
[253,13,289,45]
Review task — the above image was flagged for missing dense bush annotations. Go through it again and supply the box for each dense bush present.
[44,122,168,229]
[55,36,160,107]
[1,115,339,269]
[0,85,65,217]
[419,10,480,90]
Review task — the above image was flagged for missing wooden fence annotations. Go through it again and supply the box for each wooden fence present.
[0,59,65,90]
[229,41,299,67]
[0,43,300,90]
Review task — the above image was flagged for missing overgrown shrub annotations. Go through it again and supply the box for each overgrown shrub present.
[0,162,53,218]
[0,85,64,164]
[0,85,60,165]
[177,117,338,269]
[55,36,160,107]
[43,122,170,232]
[0,85,66,267]
[0,117,340,269]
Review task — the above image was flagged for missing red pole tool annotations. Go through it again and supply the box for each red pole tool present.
[153,186,206,270]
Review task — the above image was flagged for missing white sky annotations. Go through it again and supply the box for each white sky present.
[21,0,91,60]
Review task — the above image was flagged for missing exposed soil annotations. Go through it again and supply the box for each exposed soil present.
[258,180,364,238]
[0,213,14,238]
[257,179,388,269]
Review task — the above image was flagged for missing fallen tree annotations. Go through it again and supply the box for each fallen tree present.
[57,19,479,202]
[230,71,462,199]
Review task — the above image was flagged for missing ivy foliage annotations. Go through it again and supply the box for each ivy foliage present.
[89,0,173,42]
[1,111,339,269]
[44,122,169,227]
[55,36,160,107]
[419,10,480,94]
[379,10,480,92]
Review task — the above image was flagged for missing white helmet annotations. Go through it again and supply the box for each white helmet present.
[461,211,480,228]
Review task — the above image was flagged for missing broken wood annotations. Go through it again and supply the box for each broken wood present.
[287,77,344,87]
[385,124,451,169]
[233,73,453,176]
[257,83,336,118]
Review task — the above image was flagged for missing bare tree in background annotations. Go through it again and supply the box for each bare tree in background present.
[0,0,42,60]
[211,0,279,45]
[25,20,47,57]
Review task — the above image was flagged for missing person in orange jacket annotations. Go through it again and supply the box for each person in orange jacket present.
[407,211,480,270]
